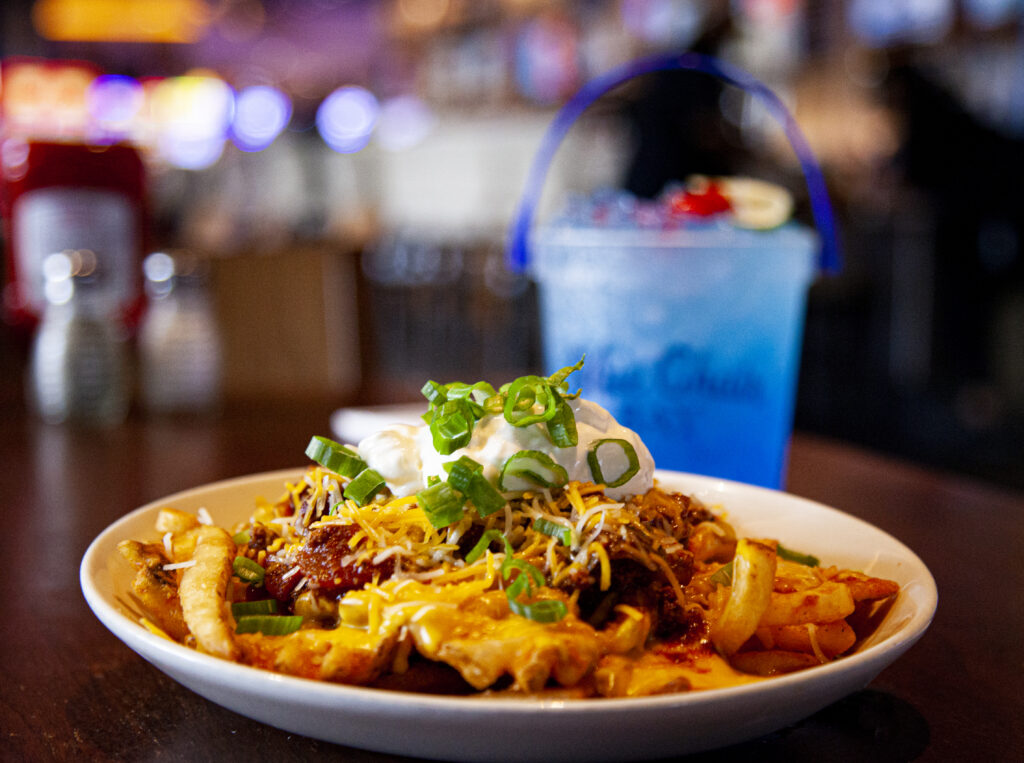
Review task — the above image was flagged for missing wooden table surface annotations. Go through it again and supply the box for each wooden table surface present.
[2,400,1022,761]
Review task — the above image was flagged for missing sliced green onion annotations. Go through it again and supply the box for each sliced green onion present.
[466,478,507,517]
[546,356,585,390]
[503,376,558,426]
[505,569,531,600]
[709,561,734,587]
[503,558,567,623]
[231,530,251,546]
[443,381,497,405]
[343,468,386,506]
[429,399,475,455]
[417,481,466,529]
[532,517,572,546]
[230,599,279,617]
[481,393,505,415]
[502,558,545,589]
[587,438,640,487]
[498,450,568,491]
[421,380,448,406]
[305,435,366,478]
[446,459,505,517]
[464,529,511,564]
[508,597,569,623]
[234,614,303,635]
[544,392,578,448]
[443,455,484,475]
[777,544,820,567]
[465,528,567,623]
[232,556,265,585]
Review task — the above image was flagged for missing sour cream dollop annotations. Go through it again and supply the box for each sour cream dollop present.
[357,397,654,501]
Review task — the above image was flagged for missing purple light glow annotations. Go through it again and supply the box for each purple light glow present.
[316,85,379,153]
[231,85,292,152]
[86,74,144,136]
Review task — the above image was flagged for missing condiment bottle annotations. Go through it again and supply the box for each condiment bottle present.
[28,249,130,426]
[138,251,222,414]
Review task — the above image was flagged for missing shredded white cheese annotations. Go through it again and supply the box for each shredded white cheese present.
[162,560,196,571]
[807,623,828,663]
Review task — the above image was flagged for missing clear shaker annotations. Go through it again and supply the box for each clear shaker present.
[138,251,222,414]
[28,249,131,426]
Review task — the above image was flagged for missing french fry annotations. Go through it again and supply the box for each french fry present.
[169,528,200,564]
[594,653,692,697]
[771,558,825,593]
[687,521,737,564]
[155,507,200,535]
[756,620,857,659]
[598,605,652,655]
[825,570,901,602]
[237,625,398,684]
[759,580,856,627]
[406,600,606,691]
[179,526,238,660]
[117,540,189,641]
[730,650,820,676]
[710,539,777,656]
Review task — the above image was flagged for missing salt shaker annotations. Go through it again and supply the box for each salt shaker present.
[28,250,131,426]
[138,251,222,414]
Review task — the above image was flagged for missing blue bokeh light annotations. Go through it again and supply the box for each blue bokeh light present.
[86,74,144,136]
[161,136,227,171]
[231,85,292,152]
[847,0,955,46]
[316,85,380,153]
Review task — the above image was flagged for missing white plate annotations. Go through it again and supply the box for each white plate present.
[81,469,937,761]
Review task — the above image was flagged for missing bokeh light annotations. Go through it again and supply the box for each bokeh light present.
[621,0,705,47]
[151,74,234,170]
[2,61,96,138]
[375,95,436,151]
[847,0,955,46]
[231,85,292,152]
[396,0,450,30]
[142,251,175,284]
[963,0,1020,28]
[86,74,144,138]
[316,85,380,153]
[514,14,580,104]
[41,251,73,306]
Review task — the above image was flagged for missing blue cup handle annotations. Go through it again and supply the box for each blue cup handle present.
[506,52,840,275]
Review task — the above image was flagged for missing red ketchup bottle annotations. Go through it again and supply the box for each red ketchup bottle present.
[2,139,147,330]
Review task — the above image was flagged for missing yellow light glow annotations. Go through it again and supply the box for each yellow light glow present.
[396,0,450,30]
[33,0,212,43]
[1,61,96,137]
[150,74,233,139]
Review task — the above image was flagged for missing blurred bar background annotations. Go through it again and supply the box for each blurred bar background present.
[0,0,1021,488]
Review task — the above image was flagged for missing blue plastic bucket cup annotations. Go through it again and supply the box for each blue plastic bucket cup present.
[508,53,839,489]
